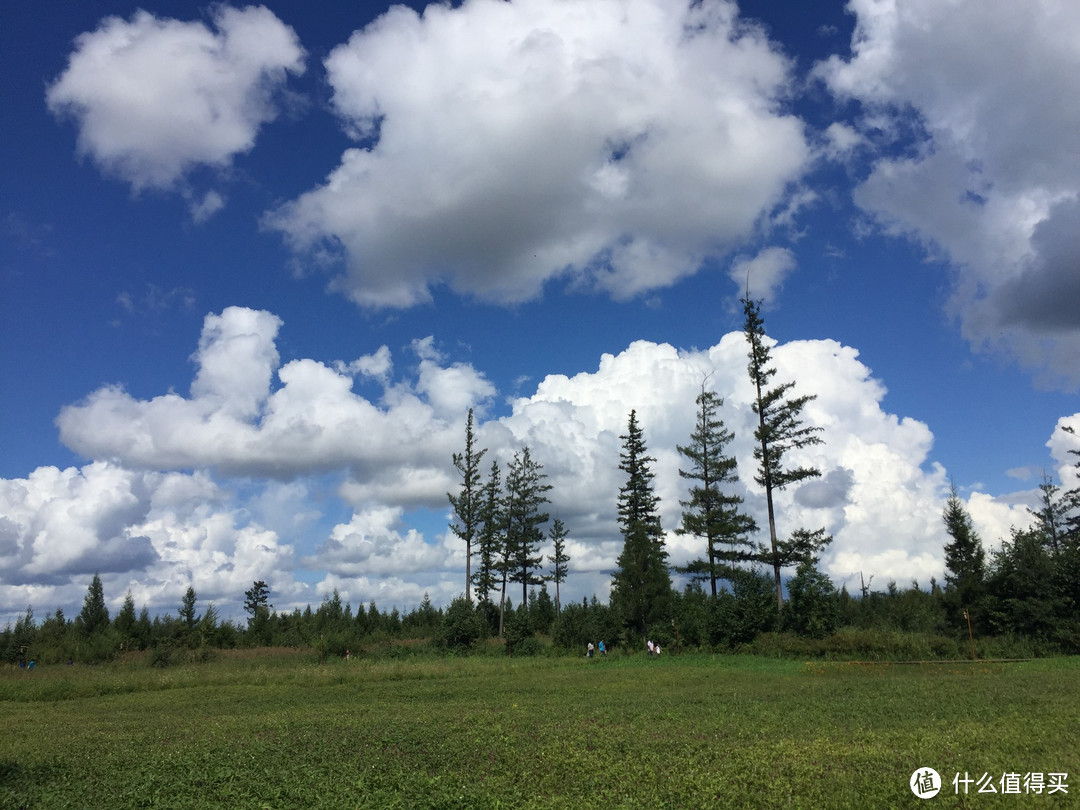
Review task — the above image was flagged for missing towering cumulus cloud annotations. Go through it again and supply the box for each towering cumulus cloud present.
[265,0,809,307]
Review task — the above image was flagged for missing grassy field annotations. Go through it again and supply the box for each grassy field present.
[1,650,1077,808]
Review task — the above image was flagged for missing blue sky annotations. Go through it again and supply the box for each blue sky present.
[2,0,1079,624]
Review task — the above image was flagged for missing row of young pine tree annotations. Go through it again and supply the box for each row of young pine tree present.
[444,296,1080,656]
[5,300,1080,664]
[444,297,835,646]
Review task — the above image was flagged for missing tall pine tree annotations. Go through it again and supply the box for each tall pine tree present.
[76,573,110,637]
[610,410,671,640]
[942,484,986,628]
[449,408,486,603]
[677,385,757,597]
[547,517,570,616]
[504,446,551,611]
[743,297,824,610]
[472,459,504,608]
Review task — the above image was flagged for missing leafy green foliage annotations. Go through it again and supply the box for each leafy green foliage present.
[784,560,840,639]
[439,596,485,652]
[985,526,1069,644]
[715,567,779,646]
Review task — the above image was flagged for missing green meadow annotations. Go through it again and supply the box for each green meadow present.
[2,651,1077,809]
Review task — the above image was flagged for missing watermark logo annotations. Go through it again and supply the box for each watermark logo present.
[908,768,1068,798]
[911,768,942,799]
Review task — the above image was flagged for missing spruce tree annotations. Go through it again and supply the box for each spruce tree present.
[742,297,824,610]
[449,408,486,602]
[610,410,671,640]
[677,385,757,597]
[76,573,110,636]
[114,591,137,639]
[942,484,986,628]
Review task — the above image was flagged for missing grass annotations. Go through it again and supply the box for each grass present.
[2,651,1078,808]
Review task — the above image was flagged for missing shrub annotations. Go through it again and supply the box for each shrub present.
[439,596,485,652]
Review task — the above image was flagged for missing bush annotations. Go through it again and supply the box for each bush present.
[511,636,545,657]
[783,561,839,639]
[439,596,485,652]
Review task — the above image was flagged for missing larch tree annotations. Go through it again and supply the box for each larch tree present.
[610,410,671,640]
[677,385,757,597]
[1028,472,1070,556]
[1055,427,1080,613]
[742,297,824,610]
[503,446,551,614]
[472,459,504,608]
[449,408,486,603]
[547,517,570,616]
[1056,425,1080,540]
[179,586,199,630]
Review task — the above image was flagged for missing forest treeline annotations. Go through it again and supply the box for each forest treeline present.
[5,300,1080,665]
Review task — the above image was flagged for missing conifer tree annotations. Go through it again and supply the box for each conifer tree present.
[244,581,271,621]
[1028,472,1070,556]
[677,385,756,597]
[1061,425,1080,539]
[742,297,824,609]
[472,460,504,607]
[179,586,199,630]
[547,517,571,616]
[942,484,986,626]
[610,410,671,639]
[503,446,551,610]
[114,591,137,639]
[76,573,110,636]
[449,408,486,602]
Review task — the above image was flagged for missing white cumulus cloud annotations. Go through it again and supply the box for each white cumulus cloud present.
[0,463,297,621]
[47,5,304,193]
[265,0,809,307]
[815,0,1080,387]
[8,305,1065,620]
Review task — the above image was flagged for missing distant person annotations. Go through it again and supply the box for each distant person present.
[587,642,595,658]
[655,645,661,656]
[647,640,655,655]
[598,640,606,656]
